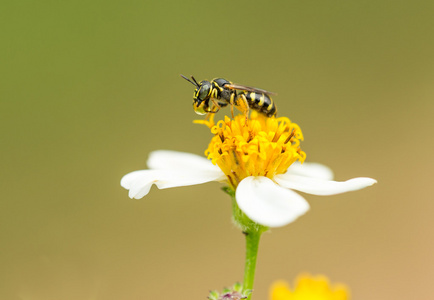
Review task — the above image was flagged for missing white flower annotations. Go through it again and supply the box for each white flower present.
[121,150,377,228]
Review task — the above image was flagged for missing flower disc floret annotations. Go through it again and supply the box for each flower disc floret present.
[204,111,306,188]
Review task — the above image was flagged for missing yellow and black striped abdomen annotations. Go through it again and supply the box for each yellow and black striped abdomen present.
[243,92,276,117]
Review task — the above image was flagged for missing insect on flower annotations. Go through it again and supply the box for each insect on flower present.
[121,112,377,228]
[180,74,277,118]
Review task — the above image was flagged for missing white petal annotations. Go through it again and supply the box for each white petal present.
[154,170,225,189]
[120,169,223,199]
[121,170,149,189]
[121,170,161,199]
[236,176,310,227]
[286,162,334,180]
[147,150,221,173]
[274,174,377,196]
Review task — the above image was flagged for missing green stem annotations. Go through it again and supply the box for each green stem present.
[243,230,262,299]
[222,186,267,300]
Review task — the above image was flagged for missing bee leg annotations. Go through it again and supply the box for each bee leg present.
[210,99,221,113]
[229,93,236,119]
[205,99,221,120]
[238,94,250,123]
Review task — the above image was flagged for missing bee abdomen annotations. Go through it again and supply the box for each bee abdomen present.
[244,92,276,117]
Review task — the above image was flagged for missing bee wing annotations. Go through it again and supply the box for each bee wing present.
[225,84,277,96]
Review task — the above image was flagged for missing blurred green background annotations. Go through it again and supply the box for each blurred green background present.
[1,0,433,299]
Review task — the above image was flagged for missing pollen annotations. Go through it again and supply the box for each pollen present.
[200,111,306,189]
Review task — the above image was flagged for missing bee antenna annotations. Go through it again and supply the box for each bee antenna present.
[190,76,200,87]
[180,74,199,87]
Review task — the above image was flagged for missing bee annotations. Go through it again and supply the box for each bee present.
[180,75,277,118]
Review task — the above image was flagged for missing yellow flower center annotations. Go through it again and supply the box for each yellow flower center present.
[270,275,350,300]
[197,111,306,189]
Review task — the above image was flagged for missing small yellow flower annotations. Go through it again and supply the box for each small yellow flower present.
[270,274,349,300]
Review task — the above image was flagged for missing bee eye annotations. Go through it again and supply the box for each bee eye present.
[198,85,210,100]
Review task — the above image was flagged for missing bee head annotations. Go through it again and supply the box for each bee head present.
[180,74,211,115]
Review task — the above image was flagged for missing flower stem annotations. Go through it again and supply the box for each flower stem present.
[243,230,262,299]
[222,187,267,300]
